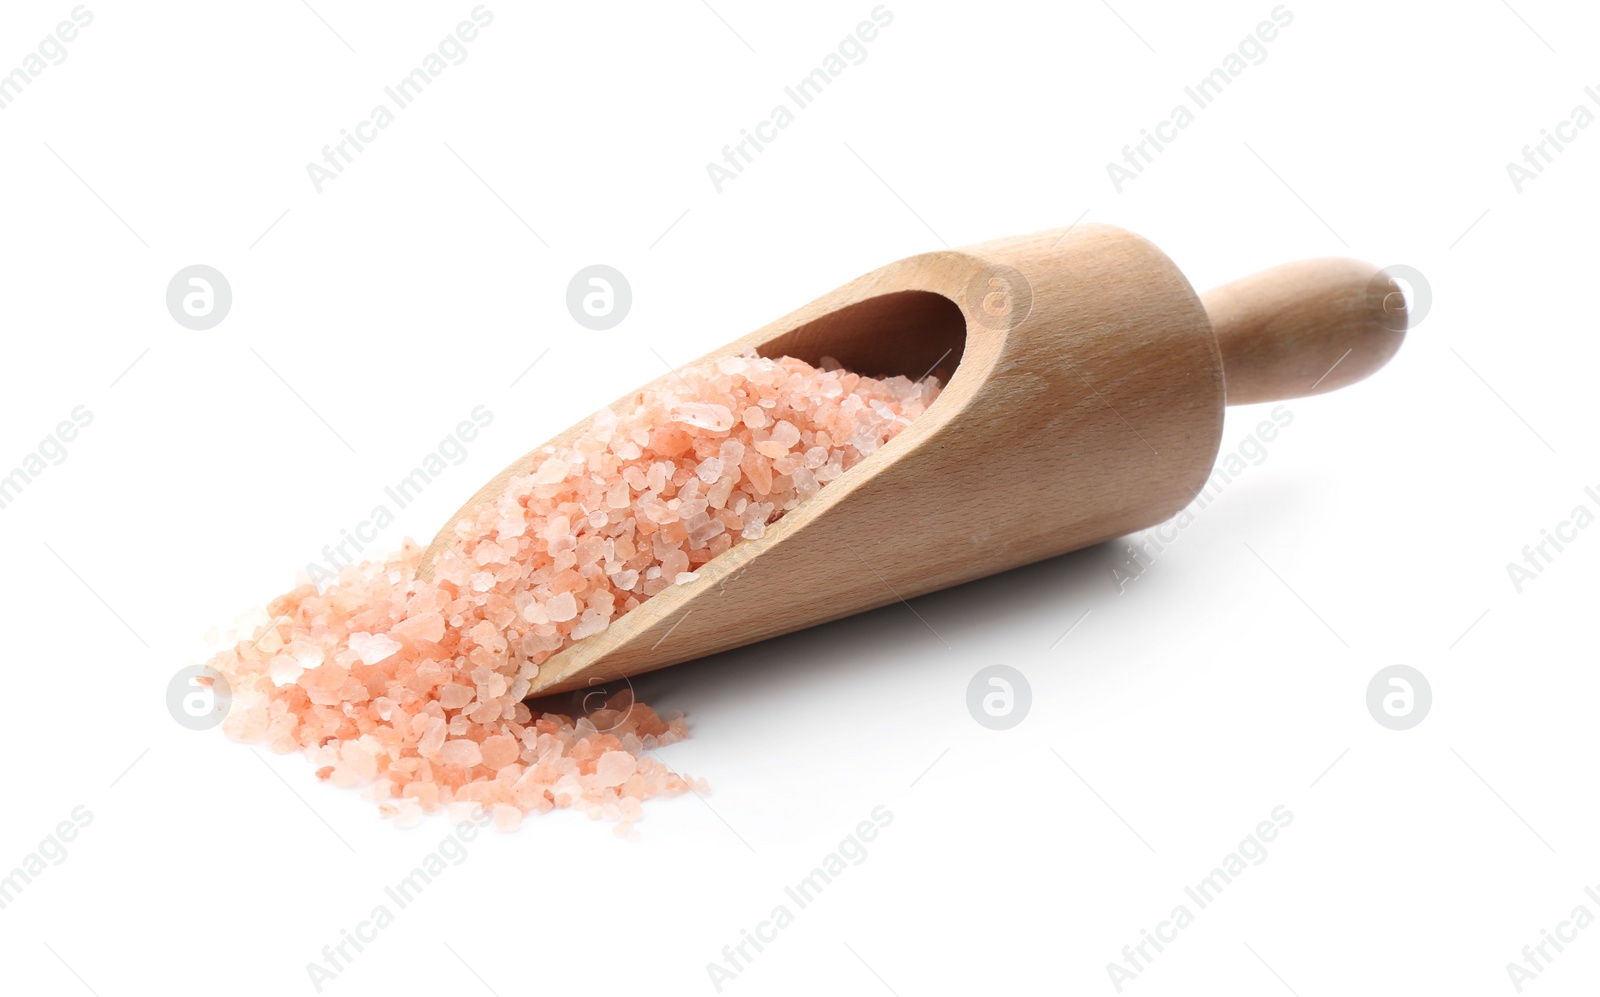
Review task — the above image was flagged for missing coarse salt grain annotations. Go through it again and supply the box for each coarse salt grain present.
[208,351,940,830]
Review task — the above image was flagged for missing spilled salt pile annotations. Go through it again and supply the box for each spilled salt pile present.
[210,351,940,833]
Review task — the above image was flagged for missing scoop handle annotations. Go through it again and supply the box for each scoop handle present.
[1201,258,1408,405]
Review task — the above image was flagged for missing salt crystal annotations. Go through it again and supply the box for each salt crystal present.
[595,750,636,788]
[673,402,736,432]
[660,549,689,577]
[440,739,483,768]
[439,683,476,710]
[287,641,324,670]
[222,704,269,740]
[349,632,402,665]
[689,516,725,544]
[268,655,303,687]
[392,612,445,643]
[547,591,578,622]
[419,718,447,757]
[492,804,523,832]
[792,467,819,498]
[480,734,520,769]
[534,456,569,484]
[391,798,424,828]
[569,611,609,640]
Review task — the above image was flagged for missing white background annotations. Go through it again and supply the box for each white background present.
[1,1,1595,994]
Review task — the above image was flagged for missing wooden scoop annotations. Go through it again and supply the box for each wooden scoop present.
[421,224,1406,696]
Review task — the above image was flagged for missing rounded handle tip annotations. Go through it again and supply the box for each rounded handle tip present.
[1202,258,1408,406]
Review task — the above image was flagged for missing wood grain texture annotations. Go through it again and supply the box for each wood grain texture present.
[419,225,1401,695]
[1202,257,1408,404]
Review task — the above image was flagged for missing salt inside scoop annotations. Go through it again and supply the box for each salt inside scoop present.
[209,351,941,833]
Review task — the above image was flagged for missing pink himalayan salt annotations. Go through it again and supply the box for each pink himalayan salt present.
[480,734,520,769]
[595,750,637,788]
[440,739,483,768]
[493,804,523,832]
[208,352,940,828]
